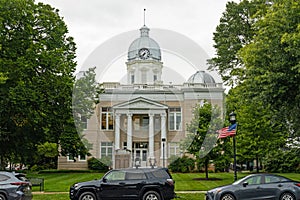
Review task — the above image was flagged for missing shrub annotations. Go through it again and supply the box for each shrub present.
[87,157,110,171]
[168,156,195,173]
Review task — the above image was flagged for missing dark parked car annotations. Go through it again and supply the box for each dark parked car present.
[0,171,32,200]
[206,173,300,200]
[70,167,175,200]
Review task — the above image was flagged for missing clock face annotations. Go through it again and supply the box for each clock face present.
[138,48,150,59]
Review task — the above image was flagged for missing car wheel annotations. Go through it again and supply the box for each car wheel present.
[221,193,235,200]
[79,191,96,200]
[280,193,295,200]
[0,194,6,200]
[142,191,161,200]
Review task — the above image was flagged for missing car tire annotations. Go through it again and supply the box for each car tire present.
[280,192,295,200]
[221,193,235,200]
[142,191,161,200]
[0,194,6,200]
[79,191,96,200]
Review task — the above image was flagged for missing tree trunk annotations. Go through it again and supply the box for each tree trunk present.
[205,157,209,180]
[256,155,259,173]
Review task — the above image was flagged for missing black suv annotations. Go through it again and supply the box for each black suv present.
[70,168,175,200]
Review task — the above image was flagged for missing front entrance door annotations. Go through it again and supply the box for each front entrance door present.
[133,142,148,167]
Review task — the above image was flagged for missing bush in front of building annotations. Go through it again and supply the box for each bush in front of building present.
[168,156,195,173]
[87,157,110,171]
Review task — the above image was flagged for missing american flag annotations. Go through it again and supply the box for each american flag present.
[218,123,237,139]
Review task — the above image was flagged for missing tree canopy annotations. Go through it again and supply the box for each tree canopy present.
[0,0,89,168]
[210,0,300,172]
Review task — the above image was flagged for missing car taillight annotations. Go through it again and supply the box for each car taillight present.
[11,182,27,186]
[295,183,300,187]
[166,179,174,186]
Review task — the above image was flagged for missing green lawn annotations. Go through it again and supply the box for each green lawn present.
[29,172,300,199]
[32,193,205,200]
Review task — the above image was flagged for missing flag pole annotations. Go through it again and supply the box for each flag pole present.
[233,128,237,181]
[229,112,237,181]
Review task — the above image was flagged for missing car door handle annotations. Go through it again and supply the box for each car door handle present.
[278,184,283,187]
[119,182,125,185]
[256,186,261,189]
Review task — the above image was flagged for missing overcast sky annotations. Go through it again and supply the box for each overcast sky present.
[36,0,237,83]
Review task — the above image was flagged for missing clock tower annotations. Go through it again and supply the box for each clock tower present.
[126,25,163,85]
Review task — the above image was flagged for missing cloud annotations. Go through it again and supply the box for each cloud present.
[37,0,235,82]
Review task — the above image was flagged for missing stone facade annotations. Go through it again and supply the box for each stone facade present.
[58,25,224,170]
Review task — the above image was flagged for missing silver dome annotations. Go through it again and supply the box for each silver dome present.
[128,25,161,61]
[187,71,216,84]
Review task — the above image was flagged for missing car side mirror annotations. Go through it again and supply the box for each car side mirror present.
[243,182,249,187]
[103,178,108,183]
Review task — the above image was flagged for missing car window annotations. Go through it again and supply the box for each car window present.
[265,175,290,183]
[151,170,170,179]
[265,175,281,183]
[125,172,146,180]
[0,174,10,182]
[105,171,125,181]
[245,176,261,185]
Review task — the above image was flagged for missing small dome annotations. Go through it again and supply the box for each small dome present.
[187,71,216,84]
[128,25,161,61]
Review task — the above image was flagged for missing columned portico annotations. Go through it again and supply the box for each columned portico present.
[112,97,168,168]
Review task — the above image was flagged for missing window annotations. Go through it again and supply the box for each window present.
[81,115,87,129]
[141,116,149,130]
[142,71,147,83]
[151,170,170,179]
[245,176,261,185]
[265,175,284,184]
[0,174,10,182]
[133,115,150,131]
[101,107,113,130]
[169,108,181,130]
[153,75,157,81]
[105,171,125,181]
[123,142,127,150]
[169,143,180,157]
[126,172,146,180]
[133,116,140,130]
[101,142,113,159]
[131,75,134,84]
[67,155,86,162]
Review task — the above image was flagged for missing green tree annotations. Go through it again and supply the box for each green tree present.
[208,0,270,86]
[239,0,300,138]
[183,102,226,179]
[211,0,300,172]
[0,0,85,168]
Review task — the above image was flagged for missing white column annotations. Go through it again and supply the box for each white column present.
[114,113,121,151]
[149,113,154,158]
[127,113,133,151]
[160,113,167,161]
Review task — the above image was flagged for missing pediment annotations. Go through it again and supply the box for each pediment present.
[113,97,168,110]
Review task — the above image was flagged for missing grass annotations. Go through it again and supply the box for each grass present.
[32,193,205,200]
[29,171,300,199]
[30,172,105,192]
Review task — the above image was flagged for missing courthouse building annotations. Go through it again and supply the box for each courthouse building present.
[58,25,224,170]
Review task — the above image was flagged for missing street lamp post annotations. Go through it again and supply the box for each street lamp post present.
[162,138,166,168]
[229,112,237,181]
